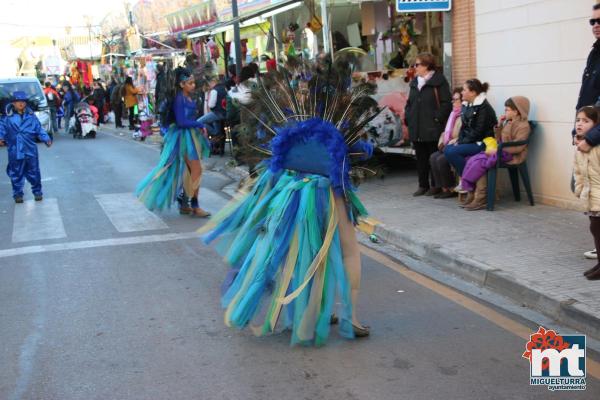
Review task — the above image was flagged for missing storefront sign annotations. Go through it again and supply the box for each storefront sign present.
[166,2,217,34]
[215,0,284,21]
[396,0,451,12]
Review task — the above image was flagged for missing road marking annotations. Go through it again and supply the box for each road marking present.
[12,198,67,243]
[95,193,168,233]
[360,244,600,380]
[8,264,47,400]
[0,232,200,259]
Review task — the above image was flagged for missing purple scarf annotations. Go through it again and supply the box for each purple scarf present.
[443,107,461,145]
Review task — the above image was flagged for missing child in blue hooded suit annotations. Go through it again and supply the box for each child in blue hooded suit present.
[0,91,52,203]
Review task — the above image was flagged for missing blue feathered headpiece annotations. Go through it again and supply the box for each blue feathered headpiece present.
[270,118,351,195]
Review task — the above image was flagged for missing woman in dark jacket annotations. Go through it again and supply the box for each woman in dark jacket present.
[444,79,497,183]
[404,52,452,196]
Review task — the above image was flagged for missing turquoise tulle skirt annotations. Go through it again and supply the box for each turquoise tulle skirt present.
[136,125,210,210]
[200,167,368,346]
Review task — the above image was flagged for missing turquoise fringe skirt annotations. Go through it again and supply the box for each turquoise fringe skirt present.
[200,167,368,346]
[136,125,210,211]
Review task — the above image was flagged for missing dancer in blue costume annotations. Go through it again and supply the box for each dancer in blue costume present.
[136,68,212,217]
[201,61,379,345]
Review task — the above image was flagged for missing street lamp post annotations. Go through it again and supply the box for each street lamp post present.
[232,0,242,78]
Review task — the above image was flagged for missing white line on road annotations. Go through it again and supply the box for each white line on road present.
[12,198,67,243]
[95,193,168,233]
[0,232,200,259]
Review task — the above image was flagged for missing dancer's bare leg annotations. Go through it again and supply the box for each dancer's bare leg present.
[335,196,365,328]
[184,157,209,216]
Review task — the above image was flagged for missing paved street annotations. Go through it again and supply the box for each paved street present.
[0,130,599,399]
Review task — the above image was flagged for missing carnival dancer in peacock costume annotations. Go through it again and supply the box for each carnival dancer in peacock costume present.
[201,58,380,346]
[136,67,212,217]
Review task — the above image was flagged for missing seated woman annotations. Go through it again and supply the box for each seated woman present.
[443,79,497,190]
[460,96,531,210]
[429,88,463,198]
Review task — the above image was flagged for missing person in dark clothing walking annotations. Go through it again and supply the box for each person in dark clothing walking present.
[404,52,452,196]
[43,82,61,137]
[154,63,167,112]
[93,80,106,125]
[110,81,125,129]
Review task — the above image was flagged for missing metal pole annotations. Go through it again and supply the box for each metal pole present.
[320,0,330,53]
[442,11,452,85]
[272,14,279,66]
[232,0,243,78]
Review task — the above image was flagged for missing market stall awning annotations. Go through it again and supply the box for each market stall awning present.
[130,48,189,57]
[186,0,303,39]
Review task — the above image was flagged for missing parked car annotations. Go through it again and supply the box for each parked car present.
[0,77,52,134]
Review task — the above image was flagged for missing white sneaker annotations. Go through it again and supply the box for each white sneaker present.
[584,249,597,259]
[454,183,467,194]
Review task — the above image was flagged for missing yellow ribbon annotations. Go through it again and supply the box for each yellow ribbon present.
[277,189,338,305]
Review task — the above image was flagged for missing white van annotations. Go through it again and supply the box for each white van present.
[0,77,52,133]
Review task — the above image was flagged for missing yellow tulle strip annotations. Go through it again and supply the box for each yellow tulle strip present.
[277,188,338,305]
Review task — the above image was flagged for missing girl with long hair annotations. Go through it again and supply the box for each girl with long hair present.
[136,67,211,217]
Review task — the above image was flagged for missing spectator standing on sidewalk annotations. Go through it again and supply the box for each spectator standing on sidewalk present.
[404,52,452,196]
[92,80,106,125]
[110,80,125,129]
[573,105,600,280]
[43,81,60,138]
[61,83,80,132]
[575,3,600,260]
[429,88,463,199]
[124,77,142,130]
[444,79,497,188]
[154,63,167,113]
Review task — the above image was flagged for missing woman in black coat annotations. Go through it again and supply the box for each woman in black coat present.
[404,52,452,196]
[443,79,497,183]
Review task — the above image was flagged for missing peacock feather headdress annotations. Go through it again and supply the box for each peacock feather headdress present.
[234,56,382,189]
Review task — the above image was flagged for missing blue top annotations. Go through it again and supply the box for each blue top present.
[63,90,80,106]
[270,118,374,196]
[0,105,51,160]
[174,92,203,129]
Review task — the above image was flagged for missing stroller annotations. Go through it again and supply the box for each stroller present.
[70,102,98,139]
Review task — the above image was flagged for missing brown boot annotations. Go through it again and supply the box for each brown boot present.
[464,176,488,211]
[459,192,474,208]
[586,267,600,280]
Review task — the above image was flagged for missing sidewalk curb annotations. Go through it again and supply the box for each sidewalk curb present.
[371,222,600,340]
